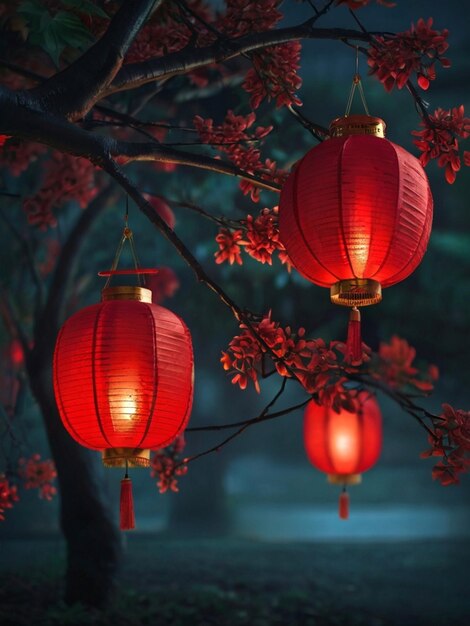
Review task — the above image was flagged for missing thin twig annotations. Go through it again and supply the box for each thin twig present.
[183,378,292,463]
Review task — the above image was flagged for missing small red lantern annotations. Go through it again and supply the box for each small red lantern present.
[279,114,433,362]
[304,391,382,519]
[53,274,194,530]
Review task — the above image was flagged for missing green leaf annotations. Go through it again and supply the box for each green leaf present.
[18,2,94,67]
[18,0,45,20]
[62,0,109,19]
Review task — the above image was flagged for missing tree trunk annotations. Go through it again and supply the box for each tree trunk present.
[168,454,230,536]
[28,356,122,607]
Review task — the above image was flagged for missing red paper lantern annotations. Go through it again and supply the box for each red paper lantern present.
[53,282,194,529]
[304,391,382,519]
[279,114,433,361]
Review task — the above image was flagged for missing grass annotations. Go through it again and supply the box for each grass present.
[0,537,469,625]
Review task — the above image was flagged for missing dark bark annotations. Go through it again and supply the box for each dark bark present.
[30,0,163,120]
[24,189,122,607]
[27,360,122,607]
[109,25,371,94]
[0,86,280,193]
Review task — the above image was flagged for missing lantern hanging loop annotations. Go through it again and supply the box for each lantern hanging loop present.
[345,46,370,116]
[104,197,144,289]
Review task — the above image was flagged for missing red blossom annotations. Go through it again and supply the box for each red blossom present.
[243,207,286,264]
[0,475,19,521]
[412,105,470,184]
[368,18,450,92]
[242,42,302,110]
[23,152,98,230]
[19,454,57,500]
[217,0,282,37]
[125,1,214,62]
[150,435,188,493]
[215,229,246,265]
[0,141,47,176]
[214,207,290,268]
[194,110,285,201]
[421,405,470,486]
[336,0,395,8]
[373,335,438,392]
[222,312,342,395]
[143,193,176,229]
[145,267,180,304]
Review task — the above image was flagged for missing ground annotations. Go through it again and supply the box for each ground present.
[0,537,469,625]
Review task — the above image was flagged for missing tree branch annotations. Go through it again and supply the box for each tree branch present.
[99,157,304,386]
[0,207,44,317]
[0,286,30,356]
[33,185,117,358]
[107,25,373,94]
[0,85,281,193]
[183,378,291,465]
[29,0,163,120]
[114,141,281,192]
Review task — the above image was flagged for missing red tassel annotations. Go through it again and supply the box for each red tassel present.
[120,476,135,531]
[345,307,362,365]
[339,489,349,520]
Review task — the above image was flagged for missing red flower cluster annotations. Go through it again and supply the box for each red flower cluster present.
[19,454,57,500]
[125,1,214,62]
[336,0,395,9]
[421,404,470,485]
[221,312,346,401]
[215,229,246,265]
[217,0,282,37]
[23,152,98,229]
[194,110,272,145]
[214,207,291,268]
[150,435,188,493]
[194,110,286,201]
[243,42,302,110]
[373,335,438,392]
[0,141,46,176]
[244,207,290,267]
[0,475,19,521]
[413,105,470,184]
[368,18,450,92]
[125,19,191,64]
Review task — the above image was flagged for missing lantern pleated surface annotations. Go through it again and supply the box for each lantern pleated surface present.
[53,285,194,467]
[279,115,433,306]
[304,391,382,482]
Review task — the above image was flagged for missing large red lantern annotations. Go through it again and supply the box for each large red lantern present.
[304,391,382,519]
[279,114,433,362]
[53,276,194,530]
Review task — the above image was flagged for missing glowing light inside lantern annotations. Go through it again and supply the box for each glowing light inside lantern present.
[328,410,360,474]
[109,387,139,432]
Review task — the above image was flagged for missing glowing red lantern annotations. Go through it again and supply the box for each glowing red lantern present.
[279,114,433,362]
[53,278,194,530]
[304,391,382,519]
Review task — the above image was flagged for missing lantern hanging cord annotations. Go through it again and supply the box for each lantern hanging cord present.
[125,457,129,479]
[104,198,143,288]
[345,46,370,116]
